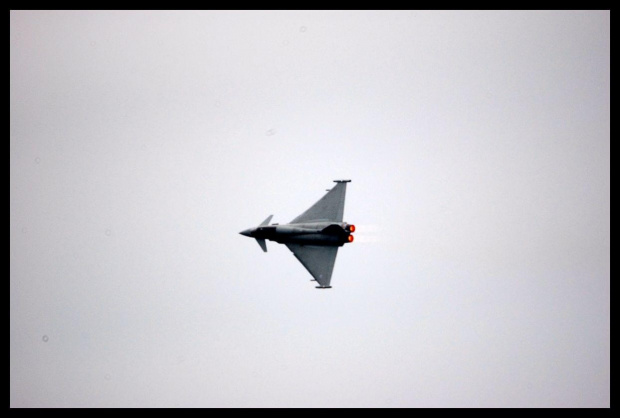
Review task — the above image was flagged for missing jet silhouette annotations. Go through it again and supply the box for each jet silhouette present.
[240,180,354,289]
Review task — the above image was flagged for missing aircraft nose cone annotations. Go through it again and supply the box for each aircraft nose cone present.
[239,228,252,237]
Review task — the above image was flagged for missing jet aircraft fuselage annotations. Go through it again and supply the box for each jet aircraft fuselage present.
[240,221,355,247]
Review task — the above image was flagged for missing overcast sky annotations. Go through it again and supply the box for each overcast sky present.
[10,10,609,407]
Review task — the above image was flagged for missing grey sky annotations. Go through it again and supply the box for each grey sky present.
[10,10,609,407]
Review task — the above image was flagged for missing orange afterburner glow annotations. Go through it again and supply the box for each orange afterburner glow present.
[348,234,354,243]
[349,224,356,233]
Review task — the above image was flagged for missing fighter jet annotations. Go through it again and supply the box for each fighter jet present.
[239,180,355,289]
